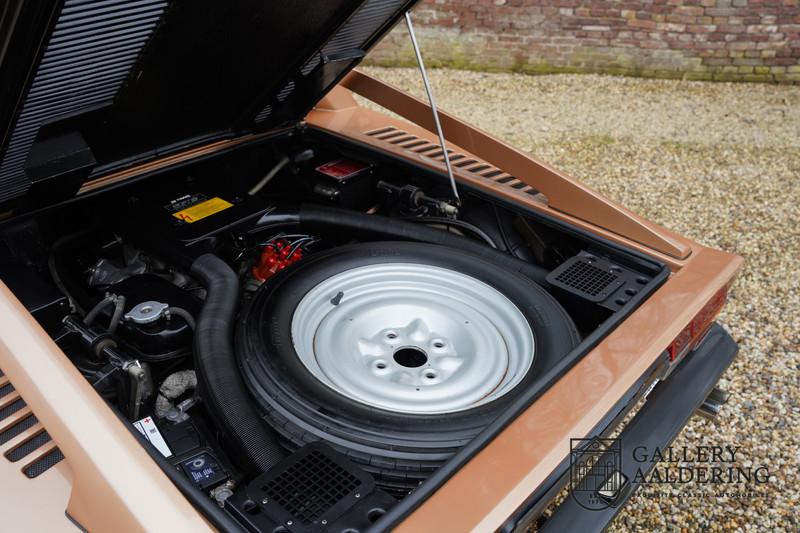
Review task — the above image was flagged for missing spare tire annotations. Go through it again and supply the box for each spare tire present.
[237,242,579,495]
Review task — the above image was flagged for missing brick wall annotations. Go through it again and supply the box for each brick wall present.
[367,0,800,83]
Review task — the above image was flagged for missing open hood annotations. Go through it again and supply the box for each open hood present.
[0,0,417,209]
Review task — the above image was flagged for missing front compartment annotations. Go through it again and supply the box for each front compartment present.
[0,130,667,531]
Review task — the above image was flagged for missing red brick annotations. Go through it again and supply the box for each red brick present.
[366,0,800,83]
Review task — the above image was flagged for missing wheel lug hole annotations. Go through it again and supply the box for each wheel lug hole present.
[432,340,446,349]
[424,370,437,380]
[386,331,398,340]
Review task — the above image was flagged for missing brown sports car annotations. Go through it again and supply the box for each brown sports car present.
[0,1,741,532]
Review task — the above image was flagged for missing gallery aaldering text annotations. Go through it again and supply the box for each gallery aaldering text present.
[632,446,770,484]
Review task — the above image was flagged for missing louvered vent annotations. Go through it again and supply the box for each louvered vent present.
[0,369,64,478]
[0,0,169,204]
[300,0,407,76]
[254,105,273,124]
[365,127,546,199]
[276,81,295,102]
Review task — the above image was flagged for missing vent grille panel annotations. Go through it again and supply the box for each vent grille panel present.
[300,0,407,76]
[554,261,619,297]
[263,449,362,524]
[0,383,14,400]
[24,448,65,478]
[6,431,52,462]
[365,127,545,200]
[0,367,65,477]
[0,399,26,422]
[0,0,168,203]
[0,414,38,446]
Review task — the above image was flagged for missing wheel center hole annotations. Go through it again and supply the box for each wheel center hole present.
[393,347,428,368]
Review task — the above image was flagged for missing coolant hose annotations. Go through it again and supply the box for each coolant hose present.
[254,204,551,286]
[190,254,284,474]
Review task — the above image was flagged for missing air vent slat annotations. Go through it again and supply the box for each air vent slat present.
[24,448,65,478]
[0,384,14,400]
[49,15,163,43]
[0,399,26,423]
[6,432,52,462]
[375,130,406,141]
[0,415,38,446]
[59,1,167,25]
[366,127,396,136]
[47,28,154,56]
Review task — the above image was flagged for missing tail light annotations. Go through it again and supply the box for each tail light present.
[667,283,730,362]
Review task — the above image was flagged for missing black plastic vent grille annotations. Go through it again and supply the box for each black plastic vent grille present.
[6,431,52,462]
[0,0,168,203]
[0,368,64,477]
[555,261,618,297]
[0,383,14,400]
[254,105,273,124]
[263,450,361,524]
[0,399,26,422]
[276,81,296,102]
[300,0,407,75]
[24,448,65,478]
[545,252,651,309]
[0,414,38,446]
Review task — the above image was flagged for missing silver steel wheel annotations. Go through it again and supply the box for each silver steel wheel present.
[290,263,535,414]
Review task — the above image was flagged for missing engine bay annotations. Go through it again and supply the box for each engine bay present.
[0,131,666,531]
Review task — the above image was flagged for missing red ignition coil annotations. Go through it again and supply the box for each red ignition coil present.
[251,239,304,282]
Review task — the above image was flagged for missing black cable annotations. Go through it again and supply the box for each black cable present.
[48,251,83,315]
[401,216,498,249]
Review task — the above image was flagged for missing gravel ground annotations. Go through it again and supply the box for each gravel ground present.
[361,67,800,532]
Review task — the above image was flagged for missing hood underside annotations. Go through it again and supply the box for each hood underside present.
[0,0,416,210]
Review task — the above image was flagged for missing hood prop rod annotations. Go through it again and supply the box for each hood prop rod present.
[404,11,460,208]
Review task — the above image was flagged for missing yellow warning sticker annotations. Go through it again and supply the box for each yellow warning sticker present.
[172,197,233,223]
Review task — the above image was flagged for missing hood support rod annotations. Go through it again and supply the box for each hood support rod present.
[404,11,460,207]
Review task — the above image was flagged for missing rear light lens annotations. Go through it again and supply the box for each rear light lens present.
[667,284,729,362]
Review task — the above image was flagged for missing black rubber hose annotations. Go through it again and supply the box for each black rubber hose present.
[400,216,498,249]
[190,254,284,474]
[107,295,126,335]
[167,306,196,330]
[83,295,114,325]
[253,204,550,286]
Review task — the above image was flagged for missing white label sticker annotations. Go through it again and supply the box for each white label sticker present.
[134,416,172,458]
